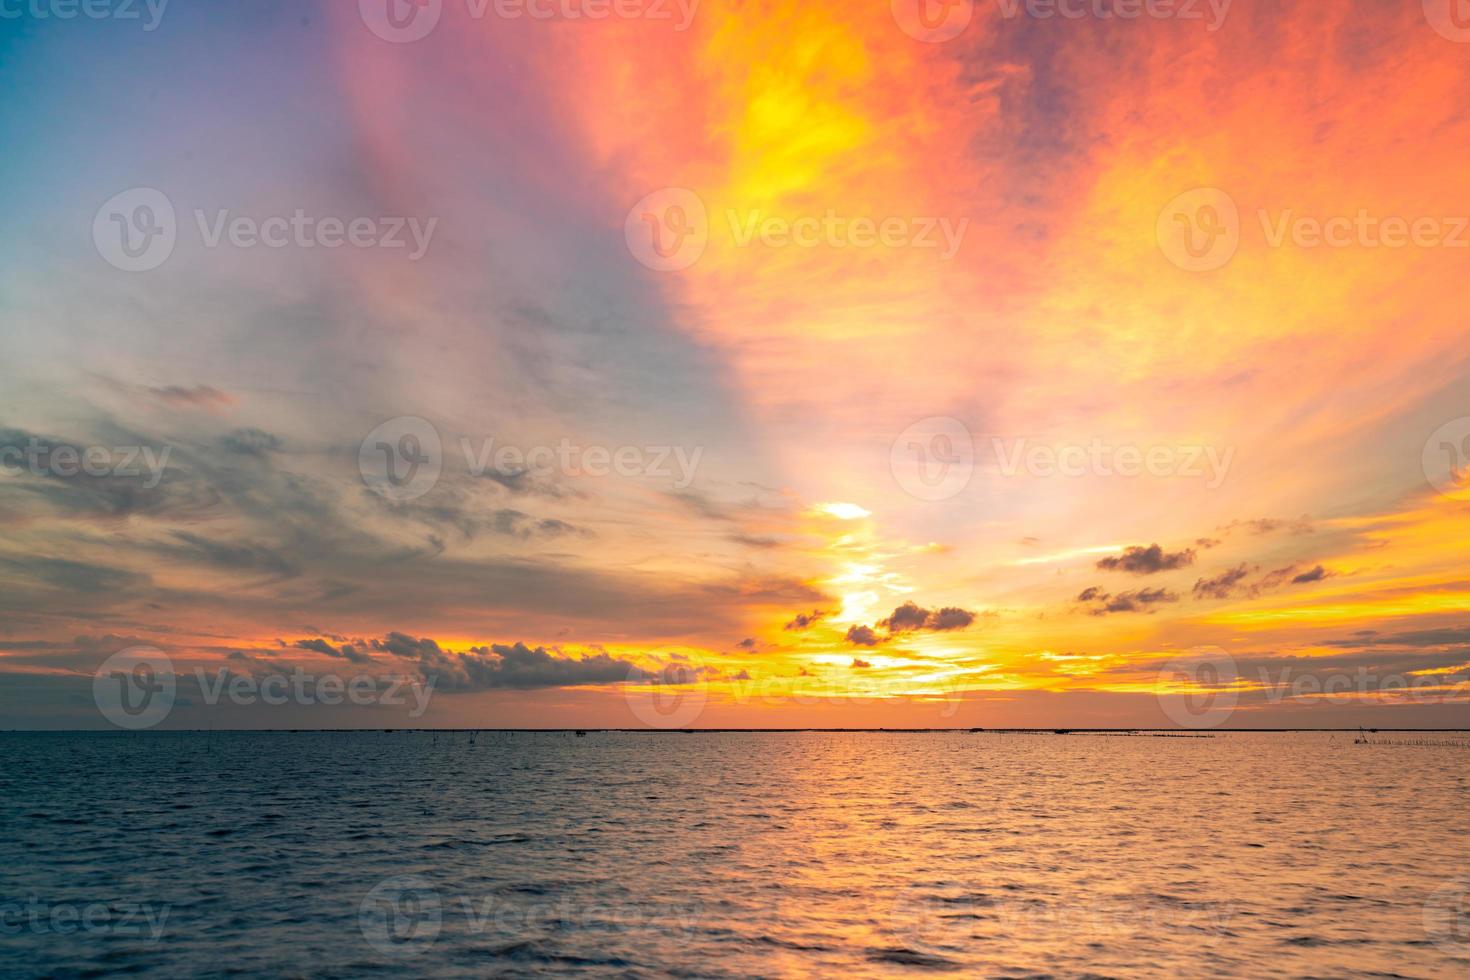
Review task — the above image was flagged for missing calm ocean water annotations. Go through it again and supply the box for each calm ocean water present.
[2,731,1468,978]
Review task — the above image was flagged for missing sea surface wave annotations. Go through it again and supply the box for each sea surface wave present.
[2,731,1468,978]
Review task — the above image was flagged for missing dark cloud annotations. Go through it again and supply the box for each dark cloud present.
[882,601,932,632]
[929,607,977,631]
[149,385,234,409]
[1106,589,1178,612]
[1080,587,1179,614]
[735,637,757,650]
[784,609,828,631]
[371,632,440,660]
[294,637,373,664]
[1192,562,1333,600]
[220,428,282,456]
[878,601,978,633]
[1096,544,1196,575]
[428,640,646,691]
[400,502,592,542]
[0,417,815,654]
[160,531,301,579]
[363,631,654,690]
[667,489,731,521]
[699,576,828,607]
[531,517,586,537]
[0,426,211,522]
[851,658,871,669]
[0,556,149,596]
[1220,516,1314,536]
[843,601,981,648]
[478,466,577,500]
[1109,647,1470,688]
[0,633,158,672]
[1193,564,1252,600]
[729,533,780,549]
[1324,626,1470,649]
[480,467,532,493]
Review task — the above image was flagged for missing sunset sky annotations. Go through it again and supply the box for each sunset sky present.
[2,0,1468,728]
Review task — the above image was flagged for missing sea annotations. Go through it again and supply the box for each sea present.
[2,731,1468,978]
